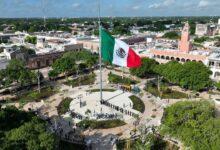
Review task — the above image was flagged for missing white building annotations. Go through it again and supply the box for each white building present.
[207,51,220,81]
[3,45,20,60]
[195,24,209,36]
[36,35,82,54]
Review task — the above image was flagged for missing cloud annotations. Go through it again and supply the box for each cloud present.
[72,3,81,8]
[198,0,210,8]
[149,0,175,9]
[149,3,160,9]
[164,0,175,6]
[132,5,140,10]
[0,0,220,17]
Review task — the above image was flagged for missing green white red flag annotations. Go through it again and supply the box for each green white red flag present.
[101,28,141,68]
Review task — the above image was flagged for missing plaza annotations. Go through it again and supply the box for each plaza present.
[64,90,140,124]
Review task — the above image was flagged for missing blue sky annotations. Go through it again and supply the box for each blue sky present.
[0,0,220,18]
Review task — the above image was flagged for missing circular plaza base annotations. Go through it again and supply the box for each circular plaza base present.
[66,90,140,124]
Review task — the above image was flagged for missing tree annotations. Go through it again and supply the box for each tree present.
[6,59,26,81]
[5,59,37,86]
[28,26,38,33]
[58,26,71,32]
[194,36,209,43]
[130,58,159,78]
[48,70,59,79]
[180,61,212,91]
[52,57,76,77]
[93,29,99,36]
[20,46,36,55]
[25,36,37,44]
[0,106,56,150]
[161,101,220,150]
[19,70,37,86]
[156,61,212,91]
[112,26,130,35]
[49,50,98,78]
[155,61,183,84]
[215,82,220,90]
[78,63,87,73]
[162,31,180,39]
[189,21,196,35]
[133,133,167,150]
[86,57,97,72]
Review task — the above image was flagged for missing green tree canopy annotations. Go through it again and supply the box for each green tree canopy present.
[161,101,220,150]
[155,61,183,84]
[25,36,37,44]
[162,31,180,39]
[180,61,212,91]
[52,57,76,76]
[130,58,159,78]
[49,50,98,78]
[5,59,37,86]
[194,36,209,43]
[48,70,59,79]
[0,106,56,150]
[156,61,212,91]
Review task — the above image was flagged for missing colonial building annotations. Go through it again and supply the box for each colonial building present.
[26,44,83,69]
[195,23,218,37]
[207,51,220,81]
[27,52,62,69]
[77,40,99,53]
[150,22,208,63]
[122,37,146,45]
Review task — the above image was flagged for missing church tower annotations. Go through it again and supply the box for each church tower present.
[179,22,192,53]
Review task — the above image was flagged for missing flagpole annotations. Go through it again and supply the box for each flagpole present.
[98,0,103,102]
[122,67,124,79]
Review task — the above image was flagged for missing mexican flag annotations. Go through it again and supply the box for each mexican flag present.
[101,28,141,68]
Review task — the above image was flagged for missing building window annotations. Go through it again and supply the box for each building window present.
[46,59,50,66]
[37,61,41,68]
[209,61,214,66]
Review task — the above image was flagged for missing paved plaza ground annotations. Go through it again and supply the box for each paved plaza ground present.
[7,67,220,149]
[68,90,139,123]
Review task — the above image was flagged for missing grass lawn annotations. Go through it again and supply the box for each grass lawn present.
[129,95,145,113]
[78,119,126,129]
[145,82,188,99]
[108,73,138,85]
[65,73,96,88]
[17,86,57,104]
[116,137,179,150]
[57,97,73,115]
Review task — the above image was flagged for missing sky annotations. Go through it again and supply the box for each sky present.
[0,0,220,18]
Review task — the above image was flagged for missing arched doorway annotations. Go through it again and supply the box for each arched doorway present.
[181,58,185,62]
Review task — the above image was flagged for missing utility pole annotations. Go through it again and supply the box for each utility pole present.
[37,69,41,93]
[157,75,161,98]
[157,75,160,92]
[146,79,148,90]
[122,67,124,79]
